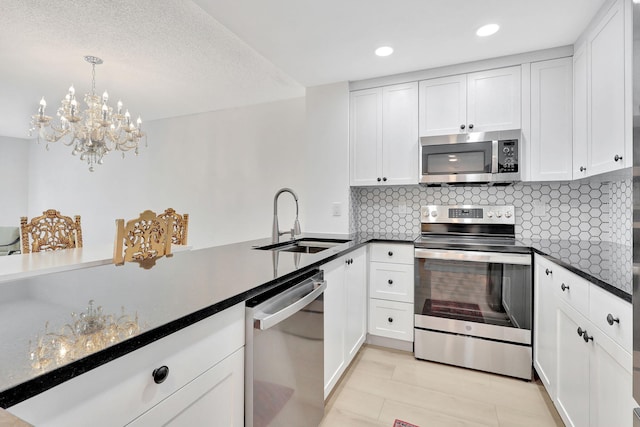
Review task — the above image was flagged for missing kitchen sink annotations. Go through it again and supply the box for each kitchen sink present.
[253,238,350,254]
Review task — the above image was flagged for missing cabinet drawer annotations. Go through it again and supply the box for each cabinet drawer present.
[553,268,590,317]
[9,303,245,427]
[589,284,632,352]
[369,299,414,342]
[369,243,414,264]
[370,262,414,302]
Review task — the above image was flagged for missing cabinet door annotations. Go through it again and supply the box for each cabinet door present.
[126,348,244,427]
[418,75,467,136]
[556,302,590,427]
[322,257,346,398]
[467,66,522,133]
[529,58,573,181]
[589,327,634,427]
[382,82,419,185]
[573,43,589,178]
[533,256,557,397]
[350,88,382,186]
[344,247,367,361]
[587,0,626,175]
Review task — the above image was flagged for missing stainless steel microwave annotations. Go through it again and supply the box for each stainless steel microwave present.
[419,129,521,184]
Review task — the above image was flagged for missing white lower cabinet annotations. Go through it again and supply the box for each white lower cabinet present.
[322,246,367,399]
[8,303,245,427]
[368,243,414,345]
[127,348,244,426]
[533,254,633,427]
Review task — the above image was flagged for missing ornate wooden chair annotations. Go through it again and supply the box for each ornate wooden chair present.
[113,209,173,269]
[158,208,189,245]
[20,209,83,254]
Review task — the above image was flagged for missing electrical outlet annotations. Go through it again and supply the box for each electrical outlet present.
[398,203,407,215]
[332,202,342,217]
[533,202,547,217]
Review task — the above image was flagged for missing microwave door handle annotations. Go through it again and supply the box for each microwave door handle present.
[415,248,531,265]
[491,139,498,173]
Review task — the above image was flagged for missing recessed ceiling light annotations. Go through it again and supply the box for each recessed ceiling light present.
[375,46,394,57]
[476,24,500,37]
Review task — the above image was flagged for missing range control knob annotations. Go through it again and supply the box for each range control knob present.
[486,211,493,218]
[505,211,512,218]
[430,211,438,218]
[495,211,502,218]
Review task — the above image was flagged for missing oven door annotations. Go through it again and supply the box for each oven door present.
[420,139,494,184]
[414,248,532,344]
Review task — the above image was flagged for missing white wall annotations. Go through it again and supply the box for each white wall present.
[304,82,350,233]
[25,98,306,249]
[0,136,29,225]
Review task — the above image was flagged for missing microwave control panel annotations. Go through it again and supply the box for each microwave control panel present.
[497,139,518,173]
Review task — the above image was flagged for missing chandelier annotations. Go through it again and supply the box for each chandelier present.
[29,300,143,372]
[29,55,146,172]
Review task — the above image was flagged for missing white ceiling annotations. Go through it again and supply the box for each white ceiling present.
[0,0,605,139]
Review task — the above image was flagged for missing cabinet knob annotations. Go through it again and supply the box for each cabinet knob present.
[606,313,620,325]
[545,268,552,276]
[377,177,382,182]
[579,166,586,172]
[460,124,466,130]
[561,283,569,292]
[382,177,387,182]
[582,331,593,343]
[152,366,169,384]
[468,124,474,130]
[577,327,584,337]
[387,317,394,323]
[387,279,393,285]
[614,155,622,162]
[388,251,393,257]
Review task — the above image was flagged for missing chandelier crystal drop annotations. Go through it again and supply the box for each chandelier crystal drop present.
[29,55,146,172]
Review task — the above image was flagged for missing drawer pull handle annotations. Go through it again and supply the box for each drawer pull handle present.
[606,313,620,325]
[153,365,169,384]
[545,268,552,276]
[387,317,394,323]
[561,283,569,292]
[388,251,394,257]
[388,279,393,285]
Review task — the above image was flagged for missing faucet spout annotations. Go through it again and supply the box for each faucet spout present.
[272,188,301,243]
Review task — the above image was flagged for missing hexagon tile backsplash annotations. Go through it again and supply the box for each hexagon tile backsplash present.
[350,179,631,246]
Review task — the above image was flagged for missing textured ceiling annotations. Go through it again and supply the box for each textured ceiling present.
[0,0,605,139]
[0,0,304,139]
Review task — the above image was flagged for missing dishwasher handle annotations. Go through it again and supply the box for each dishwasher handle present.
[253,277,326,330]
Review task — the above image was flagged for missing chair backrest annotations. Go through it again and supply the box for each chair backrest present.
[158,208,189,245]
[113,209,173,269]
[20,209,83,254]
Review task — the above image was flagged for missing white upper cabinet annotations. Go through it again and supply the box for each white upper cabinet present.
[467,67,522,133]
[418,75,466,136]
[350,82,418,186]
[587,0,628,175]
[573,43,589,179]
[527,57,573,182]
[573,0,631,178]
[419,66,521,137]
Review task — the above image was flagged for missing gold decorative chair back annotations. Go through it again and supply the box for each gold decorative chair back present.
[20,209,83,254]
[158,208,189,245]
[113,210,173,269]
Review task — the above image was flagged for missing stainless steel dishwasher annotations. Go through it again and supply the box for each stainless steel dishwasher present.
[245,269,326,427]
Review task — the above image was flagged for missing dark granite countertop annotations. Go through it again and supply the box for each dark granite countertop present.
[519,239,632,303]
[0,232,416,408]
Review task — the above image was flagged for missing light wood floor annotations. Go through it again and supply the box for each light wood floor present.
[320,345,564,427]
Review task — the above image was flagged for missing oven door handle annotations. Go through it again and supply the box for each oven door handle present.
[414,248,531,265]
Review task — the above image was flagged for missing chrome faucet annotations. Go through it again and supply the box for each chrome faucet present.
[272,188,301,243]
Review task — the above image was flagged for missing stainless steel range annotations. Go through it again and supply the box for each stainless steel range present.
[414,205,533,380]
